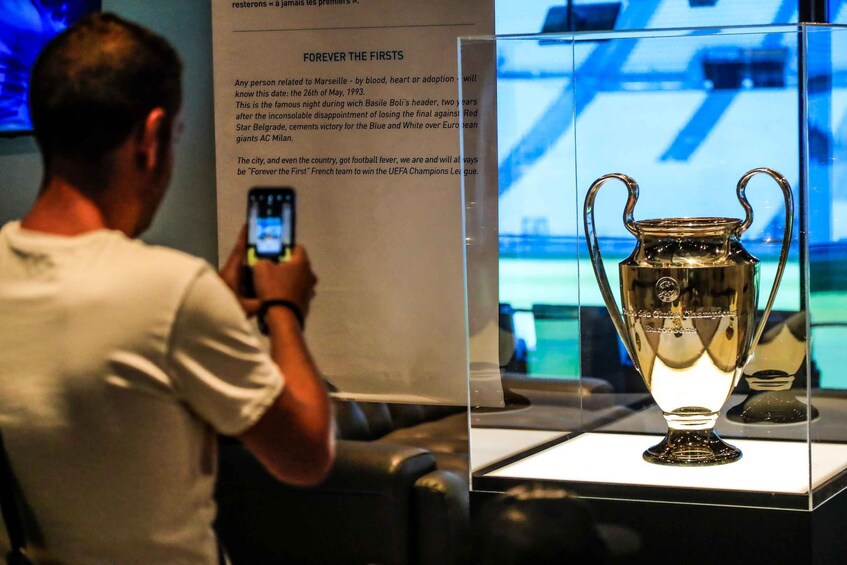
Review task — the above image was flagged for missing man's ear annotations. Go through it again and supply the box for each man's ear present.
[137,107,167,171]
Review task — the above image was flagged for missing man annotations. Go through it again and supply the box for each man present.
[0,12,333,564]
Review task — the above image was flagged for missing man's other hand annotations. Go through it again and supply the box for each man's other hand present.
[219,225,261,316]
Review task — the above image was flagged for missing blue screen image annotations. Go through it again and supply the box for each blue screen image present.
[256,217,284,255]
[0,0,101,134]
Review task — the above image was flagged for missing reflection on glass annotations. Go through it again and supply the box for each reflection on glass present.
[727,310,819,424]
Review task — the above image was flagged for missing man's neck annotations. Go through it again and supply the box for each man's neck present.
[21,178,135,237]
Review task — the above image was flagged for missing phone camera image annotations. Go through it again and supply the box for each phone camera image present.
[242,187,296,298]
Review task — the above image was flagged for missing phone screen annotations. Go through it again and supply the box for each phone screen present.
[242,187,295,297]
[246,187,295,265]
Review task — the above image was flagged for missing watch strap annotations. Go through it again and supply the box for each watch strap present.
[258,300,304,334]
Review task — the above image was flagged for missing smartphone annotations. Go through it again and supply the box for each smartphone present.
[241,187,296,298]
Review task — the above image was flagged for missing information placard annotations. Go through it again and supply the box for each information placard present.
[211,0,494,403]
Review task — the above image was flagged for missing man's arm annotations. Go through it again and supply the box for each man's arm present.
[220,232,334,486]
[238,307,334,485]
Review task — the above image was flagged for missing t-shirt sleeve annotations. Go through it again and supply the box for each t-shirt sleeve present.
[167,266,283,436]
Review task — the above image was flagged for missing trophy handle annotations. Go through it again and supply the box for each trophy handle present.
[583,173,640,362]
[735,167,795,351]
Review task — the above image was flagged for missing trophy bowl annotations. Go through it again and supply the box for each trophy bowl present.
[584,168,793,466]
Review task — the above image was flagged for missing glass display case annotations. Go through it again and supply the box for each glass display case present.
[460,24,847,513]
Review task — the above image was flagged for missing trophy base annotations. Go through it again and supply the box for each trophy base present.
[643,429,741,466]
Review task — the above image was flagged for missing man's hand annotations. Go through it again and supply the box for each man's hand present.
[220,225,317,320]
[219,225,261,316]
[253,247,317,319]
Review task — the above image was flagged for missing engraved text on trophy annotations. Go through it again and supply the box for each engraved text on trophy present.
[620,262,758,424]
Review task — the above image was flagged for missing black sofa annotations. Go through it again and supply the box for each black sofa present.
[214,396,470,565]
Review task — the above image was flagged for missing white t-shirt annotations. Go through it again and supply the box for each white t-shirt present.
[0,222,283,564]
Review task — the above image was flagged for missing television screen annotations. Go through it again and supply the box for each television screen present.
[0,0,101,135]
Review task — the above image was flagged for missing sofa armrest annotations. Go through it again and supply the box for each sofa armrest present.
[502,373,613,395]
[414,470,470,565]
[215,438,437,565]
[502,373,617,410]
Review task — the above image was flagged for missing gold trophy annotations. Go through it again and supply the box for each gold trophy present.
[584,168,793,465]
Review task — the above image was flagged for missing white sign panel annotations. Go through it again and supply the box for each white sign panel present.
[211,0,494,403]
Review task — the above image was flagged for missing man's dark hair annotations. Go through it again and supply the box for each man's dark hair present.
[29,12,182,185]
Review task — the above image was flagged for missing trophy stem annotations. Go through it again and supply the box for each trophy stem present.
[644,425,741,466]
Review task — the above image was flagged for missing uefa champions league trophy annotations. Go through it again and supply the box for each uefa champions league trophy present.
[583,168,793,465]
